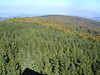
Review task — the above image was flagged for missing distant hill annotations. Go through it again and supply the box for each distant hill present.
[0,17,14,21]
[41,15,100,35]
[90,17,100,21]
[42,15,100,26]
[1,15,100,36]
[83,17,100,21]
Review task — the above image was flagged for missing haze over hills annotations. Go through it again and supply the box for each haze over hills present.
[0,14,43,21]
[90,17,100,21]
[83,16,100,21]
[0,17,14,21]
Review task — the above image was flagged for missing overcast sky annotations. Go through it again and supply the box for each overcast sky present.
[0,0,100,17]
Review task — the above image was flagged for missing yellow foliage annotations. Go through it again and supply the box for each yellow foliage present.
[1,17,100,41]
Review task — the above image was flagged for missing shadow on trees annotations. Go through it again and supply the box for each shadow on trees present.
[21,68,47,75]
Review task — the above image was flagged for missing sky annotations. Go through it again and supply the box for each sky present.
[0,0,100,17]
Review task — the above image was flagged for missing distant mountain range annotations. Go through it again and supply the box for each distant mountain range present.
[0,14,42,17]
[90,17,100,21]
[0,17,14,21]
[0,14,43,21]
[83,16,100,21]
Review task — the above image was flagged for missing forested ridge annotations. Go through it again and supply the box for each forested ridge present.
[0,15,100,75]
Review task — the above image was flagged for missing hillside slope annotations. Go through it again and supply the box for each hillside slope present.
[0,15,100,75]
[2,15,100,36]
